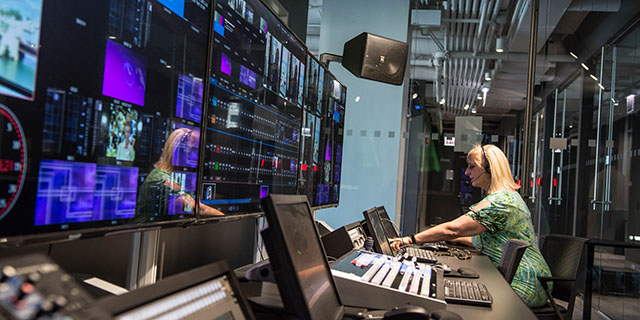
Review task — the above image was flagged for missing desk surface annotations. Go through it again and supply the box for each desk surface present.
[439,255,537,320]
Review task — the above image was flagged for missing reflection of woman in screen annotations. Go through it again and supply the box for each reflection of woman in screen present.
[269,48,280,87]
[116,120,135,161]
[135,128,223,222]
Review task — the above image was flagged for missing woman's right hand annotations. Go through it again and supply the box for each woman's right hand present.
[390,236,411,252]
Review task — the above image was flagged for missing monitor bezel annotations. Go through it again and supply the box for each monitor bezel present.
[97,260,255,319]
[375,206,399,239]
[362,207,393,256]
[261,194,344,320]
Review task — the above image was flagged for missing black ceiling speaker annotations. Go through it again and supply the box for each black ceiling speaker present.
[342,32,408,86]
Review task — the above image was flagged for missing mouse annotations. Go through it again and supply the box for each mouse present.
[383,306,463,320]
[456,266,479,278]
[383,305,430,320]
[429,310,463,320]
[432,262,451,273]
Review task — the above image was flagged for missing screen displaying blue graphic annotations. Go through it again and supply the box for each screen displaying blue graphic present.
[171,122,200,168]
[158,0,185,18]
[35,160,97,226]
[175,74,204,123]
[94,165,139,220]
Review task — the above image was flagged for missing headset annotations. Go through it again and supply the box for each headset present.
[480,144,491,175]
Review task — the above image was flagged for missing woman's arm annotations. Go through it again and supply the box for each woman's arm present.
[390,215,486,251]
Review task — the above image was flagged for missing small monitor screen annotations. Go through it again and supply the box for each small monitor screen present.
[376,206,399,239]
[0,0,211,240]
[262,195,343,320]
[364,208,393,256]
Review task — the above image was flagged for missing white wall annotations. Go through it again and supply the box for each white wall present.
[315,0,410,228]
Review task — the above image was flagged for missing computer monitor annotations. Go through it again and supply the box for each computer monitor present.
[200,0,305,216]
[362,207,394,256]
[98,260,254,320]
[0,0,212,243]
[261,194,343,320]
[376,206,400,239]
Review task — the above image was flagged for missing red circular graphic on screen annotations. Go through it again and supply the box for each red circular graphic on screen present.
[0,104,27,220]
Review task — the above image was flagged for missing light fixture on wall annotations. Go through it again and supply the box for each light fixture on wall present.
[495,37,504,53]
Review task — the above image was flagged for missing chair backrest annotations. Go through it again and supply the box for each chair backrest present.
[497,239,531,284]
[540,234,588,302]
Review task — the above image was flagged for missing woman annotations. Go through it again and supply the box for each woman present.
[390,144,551,308]
[135,128,223,222]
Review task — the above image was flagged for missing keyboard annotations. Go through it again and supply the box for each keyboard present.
[404,247,438,263]
[443,279,493,307]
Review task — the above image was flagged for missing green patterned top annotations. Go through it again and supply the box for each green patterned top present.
[466,190,551,308]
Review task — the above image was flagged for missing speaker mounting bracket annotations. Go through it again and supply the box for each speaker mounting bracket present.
[319,53,343,69]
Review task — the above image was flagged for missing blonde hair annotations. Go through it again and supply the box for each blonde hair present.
[155,128,192,171]
[467,144,519,194]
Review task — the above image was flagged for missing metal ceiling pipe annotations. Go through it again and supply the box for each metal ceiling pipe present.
[462,0,471,51]
[521,0,538,199]
[507,0,527,48]
[473,0,491,54]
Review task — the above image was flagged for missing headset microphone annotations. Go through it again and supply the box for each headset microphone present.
[464,172,485,187]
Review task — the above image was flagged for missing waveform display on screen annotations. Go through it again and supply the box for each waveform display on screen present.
[176,74,204,123]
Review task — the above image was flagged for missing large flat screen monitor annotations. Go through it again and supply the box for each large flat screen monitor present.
[261,194,343,320]
[200,0,304,217]
[0,0,211,243]
[313,72,346,207]
[298,53,324,204]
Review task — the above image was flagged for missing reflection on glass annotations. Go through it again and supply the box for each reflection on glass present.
[135,128,223,223]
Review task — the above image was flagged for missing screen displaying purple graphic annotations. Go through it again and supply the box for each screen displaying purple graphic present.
[168,172,197,215]
[239,65,257,89]
[175,74,203,123]
[334,164,341,182]
[102,40,146,106]
[171,122,200,168]
[35,160,96,226]
[220,52,232,76]
[94,165,138,220]
[260,185,269,199]
[315,183,329,205]
[324,140,331,161]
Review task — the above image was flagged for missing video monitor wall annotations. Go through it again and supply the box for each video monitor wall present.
[312,72,346,207]
[200,0,305,215]
[0,0,212,240]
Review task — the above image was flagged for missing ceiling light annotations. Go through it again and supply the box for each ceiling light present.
[581,63,589,71]
[484,72,492,81]
[569,52,578,59]
[598,83,605,90]
[464,104,470,110]
[412,93,418,99]
[477,93,483,100]
[471,108,477,114]
[439,98,445,105]
[481,87,490,93]
[495,38,504,53]
[355,96,360,102]
[589,74,598,81]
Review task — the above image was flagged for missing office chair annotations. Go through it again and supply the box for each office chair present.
[497,239,530,284]
[532,234,588,320]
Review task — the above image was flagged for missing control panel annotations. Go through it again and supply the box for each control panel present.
[0,254,109,320]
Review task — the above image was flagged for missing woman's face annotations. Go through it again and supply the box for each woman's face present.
[465,152,489,189]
